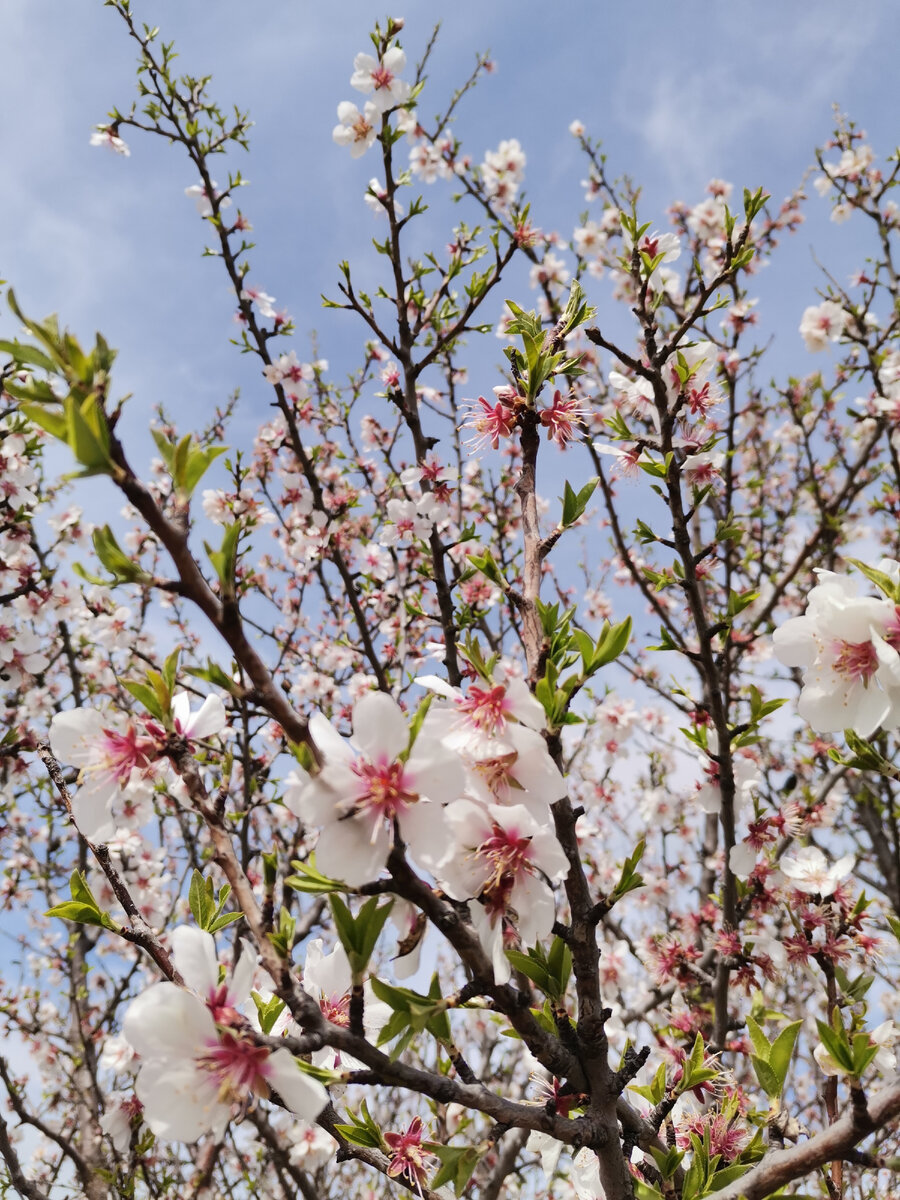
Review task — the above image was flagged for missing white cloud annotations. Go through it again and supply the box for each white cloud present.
[618,2,885,193]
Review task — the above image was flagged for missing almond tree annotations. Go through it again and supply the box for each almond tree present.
[1,7,899,1199]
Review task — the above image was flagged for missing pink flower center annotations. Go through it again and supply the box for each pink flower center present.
[198,1031,271,1102]
[352,758,418,821]
[884,605,900,650]
[456,684,510,735]
[831,638,878,683]
[352,114,373,142]
[477,823,533,912]
[320,991,351,1027]
[370,63,395,92]
[99,725,156,783]
[539,390,588,446]
[207,983,244,1027]
[472,752,519,799]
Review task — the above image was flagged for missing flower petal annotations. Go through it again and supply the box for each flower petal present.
[266,1048,328,1121]
[171,926,219,1000]
[352,692,408,761]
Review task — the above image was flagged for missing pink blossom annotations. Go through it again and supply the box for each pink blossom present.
[350,47,410,114]
[540,390,590,446]
[460,390,519,453]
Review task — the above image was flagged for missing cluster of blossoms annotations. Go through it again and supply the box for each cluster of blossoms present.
[333,39,410,156]
[799,299,847,352]
[49,692,227,842]
[0,421,50,687]
[773,561,900,737]
[593,338,725,487]
[11,19,900,1199]
[286,673,568,980]
[480,137,526,211]
[121,926,327,1140]
[461,385,589,455]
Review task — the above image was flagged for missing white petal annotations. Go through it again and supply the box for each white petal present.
[314,816,390,886]
[183,694,227,739]
[50,708,105,765]
[171,927,219,999]
[136,1058,224,1142]
[352,692,408,760]
[170,692,190,731]
[336,100,362,124]
[382,47,406,75]
[398,800,447,871]
[303,939,351,998]
[227,938,258,1006]
[123,982,215,1061]
[406,744,466,805]
[309,711,354,763]
[414,674,459,700]
[266,1048,328,1120]
[506,677,547,731]
[71,778,117,843]
[513,872,556,945]
[468,901,509,984]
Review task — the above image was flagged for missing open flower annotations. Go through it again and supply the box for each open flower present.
[799,300,846,351]
[460,388,520,452]
[285,692,465,885]
[90,125,130,156]
[772,567,900,736]
[333,100,379,157]
[121,927,327,1141]
[384,1117,434,1188]
[780,845,854,896]
[436,800,568,979]
[540,390,590,446]
[50,708,162,842]
[350,47,410,114]
[299,938,390,1070]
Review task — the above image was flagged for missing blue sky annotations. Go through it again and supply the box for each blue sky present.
[2,1,899,475]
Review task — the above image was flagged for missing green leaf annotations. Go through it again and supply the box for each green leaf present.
[706,1162,752,1191]
[0,339,59,373]
[559,477,598,528]
[19,400,68,440]
[768,1021,802,1091]
[251,991,286,1035]
[205,520,242,601]
[64,393,113,474]
[851,1033,880,1077]
[189,869,214,929]
[468,549,504,587]
[44,900,115,928]
[333,1122,383,1149]
[428,1145,482,1197]
[329,895,394,980]
[648,1146,684,1180]
[590,616,632,670]
[45,870,118,930]
[630,1061,667,1106]
[285,857,343,895]
[90,525,152,585]
[744,1014,771,1061]
[846,557,900,601]
[816,1018,854,1073]
[750,1055,780,1099]
[121,679,166,722]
